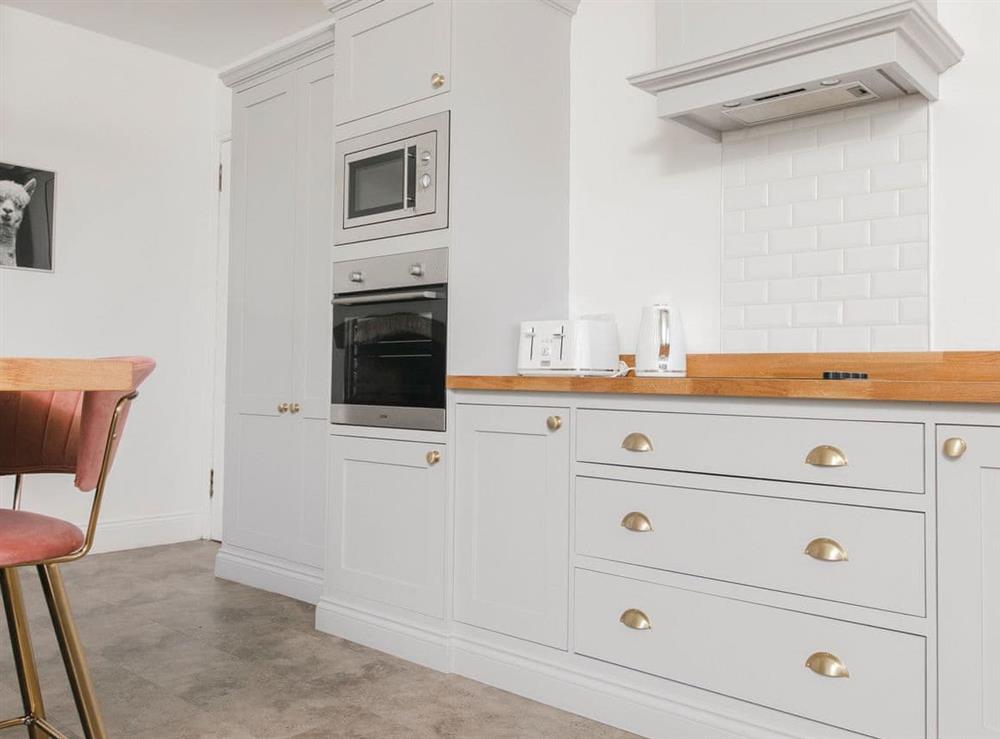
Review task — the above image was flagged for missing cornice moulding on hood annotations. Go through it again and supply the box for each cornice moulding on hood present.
[628,0,963,138]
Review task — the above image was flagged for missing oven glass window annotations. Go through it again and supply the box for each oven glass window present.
[332,289,447,410]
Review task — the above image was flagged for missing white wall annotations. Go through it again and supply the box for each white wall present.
[931,0,1000,349]
[0,6,220,550]
[568,0,722,354]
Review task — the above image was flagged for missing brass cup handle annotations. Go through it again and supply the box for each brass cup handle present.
[621,511,653,532]
[426,450,441,466]
[805,651,850,678]
[804,537,848,562]
[431,72,446,89]
[289,402,301,414]
[277,403,290,414]
[546,416,563,431]
[619,608,651,631]
[805,444,847,467]
[621,432,653,453]
[943,437,967,459]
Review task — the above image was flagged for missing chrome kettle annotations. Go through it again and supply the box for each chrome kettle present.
[635,303,686,377]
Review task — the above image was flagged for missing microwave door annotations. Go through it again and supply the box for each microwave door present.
[343,141,417,228]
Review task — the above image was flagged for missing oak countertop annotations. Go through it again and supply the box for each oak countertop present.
[447,352,1000,404]
[0,358,135,392]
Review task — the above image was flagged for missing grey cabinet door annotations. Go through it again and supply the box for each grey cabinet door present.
[938,425,1000,739]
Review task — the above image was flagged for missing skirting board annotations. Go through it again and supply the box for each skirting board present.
[215,545,323,604]
[89,511,206,555]
[314,599,814,739]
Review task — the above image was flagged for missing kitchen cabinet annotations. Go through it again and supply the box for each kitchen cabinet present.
[937,425,1000,739]
[333,0,452,124]
[220,41,334,590]
[327,436,447,617]
[453,403,570,649]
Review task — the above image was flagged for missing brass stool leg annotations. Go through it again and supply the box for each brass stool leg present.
[0,567,47,739]
[36,564,107,739]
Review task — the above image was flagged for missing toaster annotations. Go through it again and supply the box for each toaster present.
[517,318,619,376]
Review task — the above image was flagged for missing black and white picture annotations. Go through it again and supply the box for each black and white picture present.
[0,162,55,271]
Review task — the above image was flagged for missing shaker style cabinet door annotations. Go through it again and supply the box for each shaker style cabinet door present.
[453,403,570,649]
[938,425,1000,739]
[327,436,447,618]
[333,0,452,124]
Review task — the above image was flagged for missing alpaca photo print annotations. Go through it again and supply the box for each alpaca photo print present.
[0,162,55,271]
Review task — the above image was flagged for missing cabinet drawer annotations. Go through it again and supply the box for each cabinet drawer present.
[575,569,925,739]
[577,409,924,493]
[576,477,925,615]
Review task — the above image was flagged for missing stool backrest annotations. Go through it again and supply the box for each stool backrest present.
[0,356,155,492]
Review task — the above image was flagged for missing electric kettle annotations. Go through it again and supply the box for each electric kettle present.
[635,303,686,377]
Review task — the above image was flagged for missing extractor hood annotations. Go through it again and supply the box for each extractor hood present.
[628,1,963,140]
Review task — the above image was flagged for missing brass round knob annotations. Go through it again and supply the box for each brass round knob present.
[943,437,967,459]
[289,403,301,414]
[277,403,290,414]
[426,450,441,465]
[431,72,446,89]
[546,416,562,431]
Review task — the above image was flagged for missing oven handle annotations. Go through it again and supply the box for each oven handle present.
[332,290,440,306]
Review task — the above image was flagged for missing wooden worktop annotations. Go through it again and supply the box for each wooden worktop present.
[448,352,1000,404]
[0,358,135,392]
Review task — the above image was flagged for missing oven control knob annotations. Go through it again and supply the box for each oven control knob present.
[409,264,425,277]
[349,271,364,283]
[420,151,432,164]
[420,173,432,189]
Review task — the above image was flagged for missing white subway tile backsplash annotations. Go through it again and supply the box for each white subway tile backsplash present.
[768,128,817,155]
[723,330,768,353]
[870,214,927,245]
[725,184,767,211]
[818,170,869,198]
[745,254,793,280]
[844,244,898,273]
[900,297,929,324]
[724,281,768,306]
[724,232,768,257]
[844,298,899,325]
[792,147,844,176]
[745,304,792,328]
[820,274,870,300]
[899,186,928,216]
[746,155,793,184]
[793,198,843,226]
[818,221,869,248]
[844,191,898,221]
[769,226,817,253]
[899,242,929,269]
[721,97,929,352]
[768,328,817,352]
[845,138,898,169]
[871,269,927,298]
[794,301,843,326]
[871,161,927,192]
[871,324,928,351]
[769,277,818,303]
[768,176,817,205]
[818,326,870,352]
[794,250,843,277]
[817,117,869,146]
[746,204,792,232]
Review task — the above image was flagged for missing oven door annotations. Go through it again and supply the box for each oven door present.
[331,286,447,431]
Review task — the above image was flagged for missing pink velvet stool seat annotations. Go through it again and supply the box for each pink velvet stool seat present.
[0,355,154,739]
[0,510,85,567]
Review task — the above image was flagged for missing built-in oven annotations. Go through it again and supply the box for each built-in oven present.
[334,111,450,245]
[331,249,448,431]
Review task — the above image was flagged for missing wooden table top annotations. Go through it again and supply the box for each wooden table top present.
[0,358,135,392]
[448,351,1000,404]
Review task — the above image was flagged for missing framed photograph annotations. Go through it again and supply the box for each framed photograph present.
[0,162,55,271]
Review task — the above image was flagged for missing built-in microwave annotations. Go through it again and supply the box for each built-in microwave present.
[334,111,450,245]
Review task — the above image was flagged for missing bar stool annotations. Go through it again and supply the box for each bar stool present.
[0,356,154,739]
